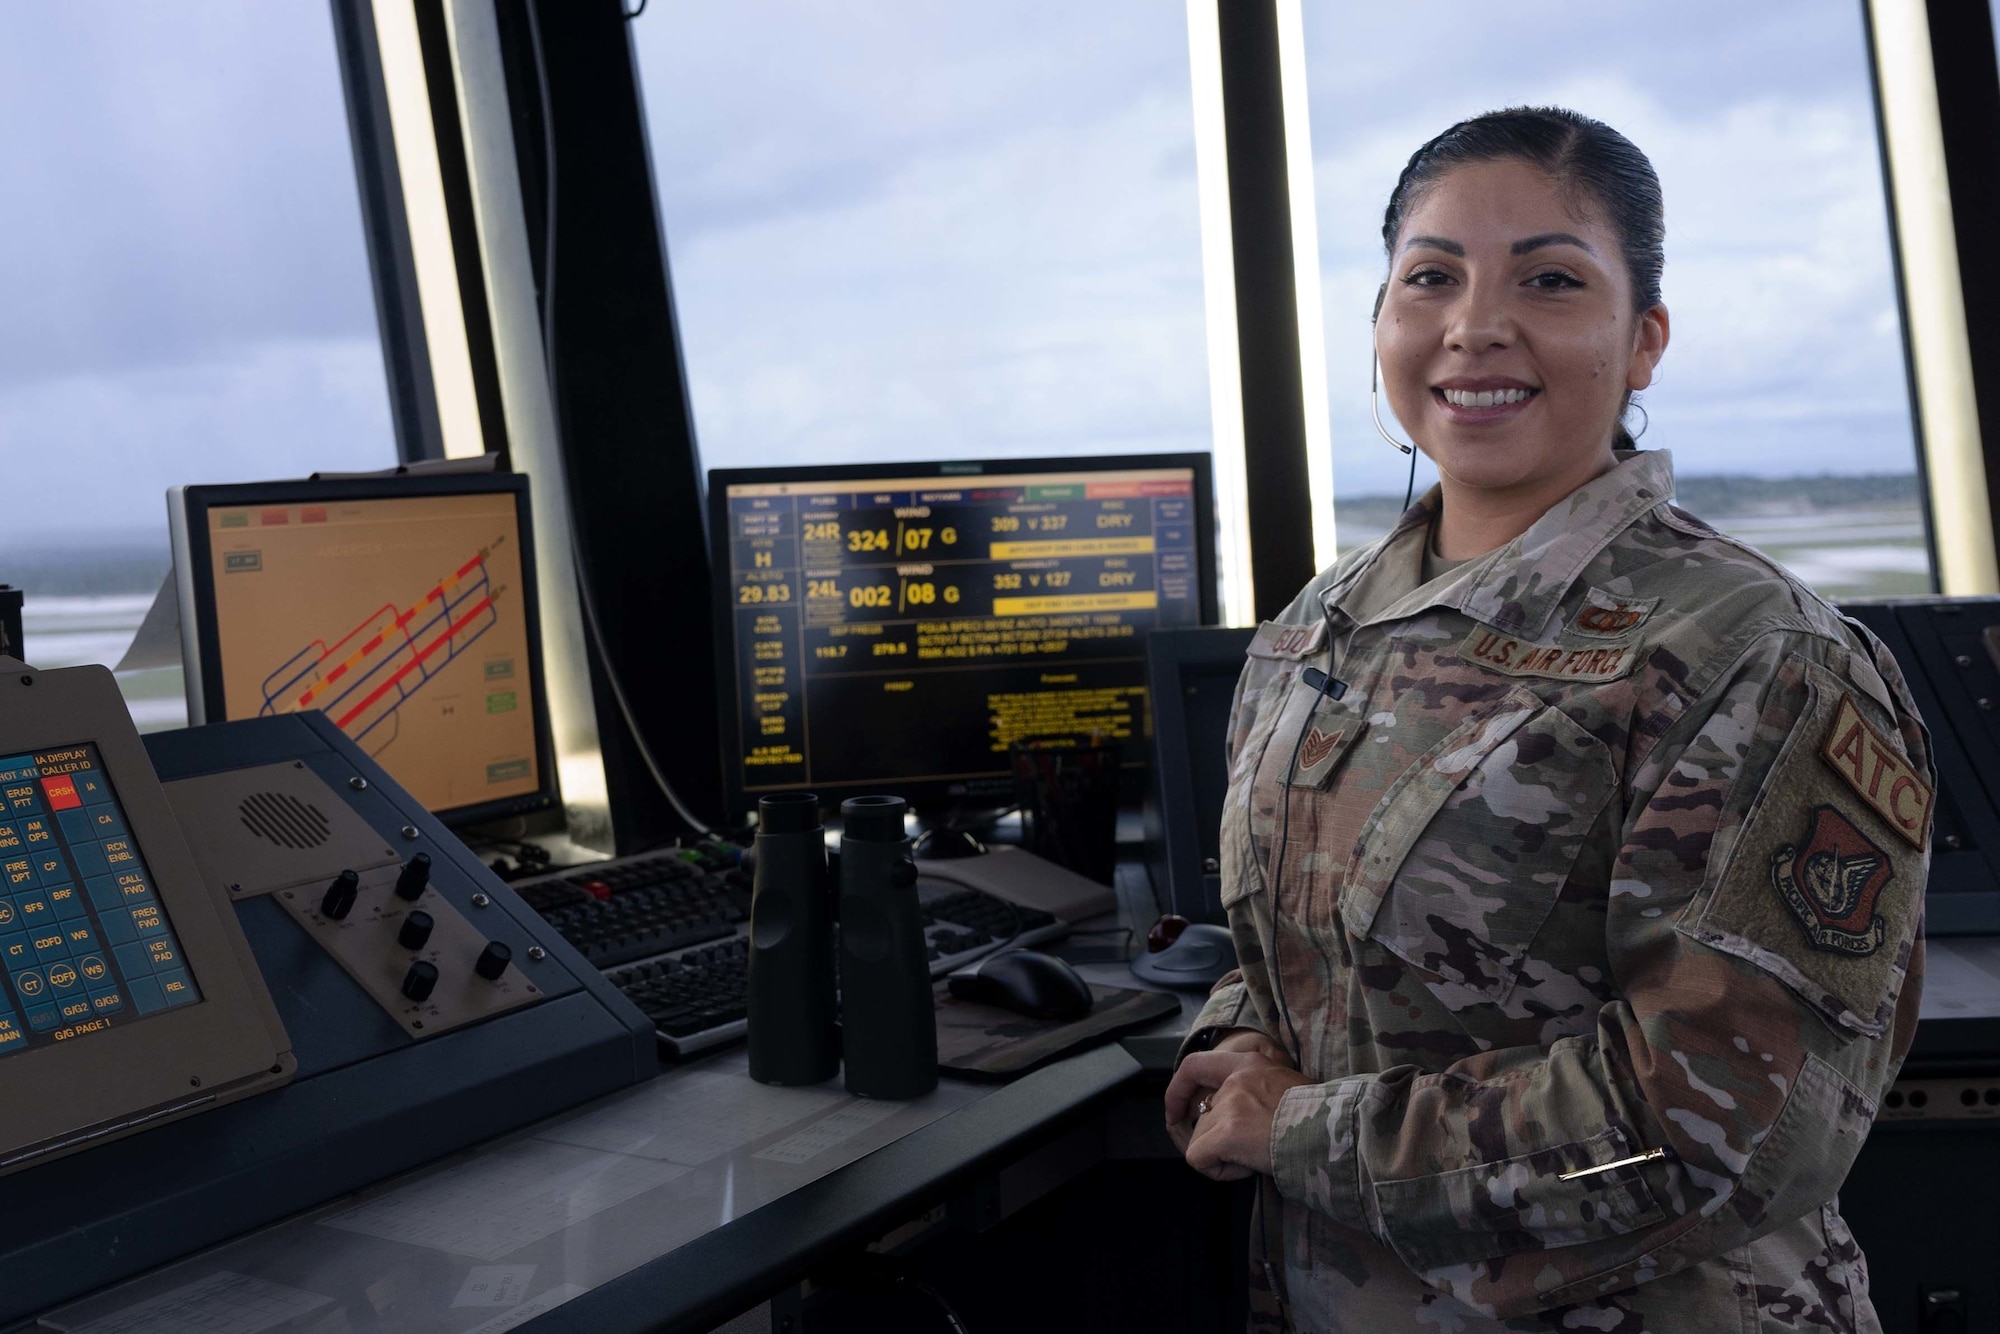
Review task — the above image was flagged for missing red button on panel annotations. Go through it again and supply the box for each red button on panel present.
[40,776,80,811]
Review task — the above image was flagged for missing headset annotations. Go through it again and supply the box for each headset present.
[1371,280,1423,510]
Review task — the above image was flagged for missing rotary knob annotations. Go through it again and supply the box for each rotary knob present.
[395,852,432,902]
[321,869,359,920]
[400,960,438,1002]
[398,910,434,951]
[474,941,512,981]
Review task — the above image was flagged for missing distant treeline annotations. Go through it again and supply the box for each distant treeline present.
[0,546,169,598]
[1337,471,1921,527]
[0,471,1929,598]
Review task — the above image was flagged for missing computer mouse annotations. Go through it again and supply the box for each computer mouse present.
[1128,922,1237,991]
[948,949,1095,1021]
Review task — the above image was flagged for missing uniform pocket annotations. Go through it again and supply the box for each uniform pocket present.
[1372,1126,1668,1273]
[1341,690,1617,1005]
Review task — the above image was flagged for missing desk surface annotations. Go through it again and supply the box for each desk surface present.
[32,895,2000,1333]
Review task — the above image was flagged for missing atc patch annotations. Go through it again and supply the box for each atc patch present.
[1773,805,1894,956]
[1820,693,1932,850]
[1567,586,1660,639]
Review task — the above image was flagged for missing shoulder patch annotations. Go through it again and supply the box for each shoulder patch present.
[1820,693,1931,850]
[1459,627,1640,683]
[1248,619,1326,661]
[1773,805,1894,955]
[1568,586,1660,639]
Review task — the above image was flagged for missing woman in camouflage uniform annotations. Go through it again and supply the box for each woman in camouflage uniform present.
[1164,108,1933,1332]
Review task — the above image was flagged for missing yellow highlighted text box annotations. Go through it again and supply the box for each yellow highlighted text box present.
[990,592,1161,616]
[987,536,1156,559]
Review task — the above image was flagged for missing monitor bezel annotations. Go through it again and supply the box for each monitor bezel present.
[169,473,558,829]
[706,452,1220,821]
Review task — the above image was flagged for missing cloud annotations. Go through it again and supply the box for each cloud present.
[0,338,395,547]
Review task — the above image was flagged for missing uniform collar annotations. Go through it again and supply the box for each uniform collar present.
[1325,449,1676,638]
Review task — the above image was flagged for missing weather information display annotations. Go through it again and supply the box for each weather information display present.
[0,745,200,1057]
[721,467,1203,799]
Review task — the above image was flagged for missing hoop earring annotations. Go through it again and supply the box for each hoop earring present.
[1371,355,1414,455]
[1629,401,1650,442]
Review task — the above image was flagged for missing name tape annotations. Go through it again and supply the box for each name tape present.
[1248,619,1327,661]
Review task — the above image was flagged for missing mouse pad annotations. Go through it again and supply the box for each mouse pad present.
[934,983,1180,1081]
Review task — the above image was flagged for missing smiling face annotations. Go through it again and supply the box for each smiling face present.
[1377,158,1668,512]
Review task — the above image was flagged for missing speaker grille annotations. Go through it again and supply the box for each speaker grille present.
[238,791,332,850]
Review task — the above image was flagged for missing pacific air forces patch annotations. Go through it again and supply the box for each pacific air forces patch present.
[1772,805,1894,956]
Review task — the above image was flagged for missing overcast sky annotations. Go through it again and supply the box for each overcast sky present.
[2,1,1922,550]
[0,5,393,548]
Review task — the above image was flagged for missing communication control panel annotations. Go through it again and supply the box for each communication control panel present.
[0,663,654,1324]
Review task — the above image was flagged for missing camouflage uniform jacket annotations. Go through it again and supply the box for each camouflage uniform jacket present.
[1184,450,1932,1332]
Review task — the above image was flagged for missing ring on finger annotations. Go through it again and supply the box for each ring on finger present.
[1196,1098,1211,1119]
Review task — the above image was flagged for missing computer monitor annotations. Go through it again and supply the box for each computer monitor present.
[1143,626,1253,924]
[168,474,557,828]
[708,454,1218,818]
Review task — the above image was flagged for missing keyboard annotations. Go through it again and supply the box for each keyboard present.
[516,849,1066,1056]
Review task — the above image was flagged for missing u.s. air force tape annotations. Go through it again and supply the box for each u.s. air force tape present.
[1458,627,1640,683]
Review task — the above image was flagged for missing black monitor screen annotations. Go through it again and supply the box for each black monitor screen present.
[710,455,1217,814]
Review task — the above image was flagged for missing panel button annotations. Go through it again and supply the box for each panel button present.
[19,816,54,849]
[23,1001,58,1033]
[0,824,19,855]
[55,994,92,1023]
[73,772,112,806]
[395,853,432,902]
[63,924,97,956]
[475,941,513,981]
[0,1015,24,1051]
[129,904,167,938]
[400,960,438,1002]
[321,869,360,921]
[98,838,139,874]
[398,911,435,951]
[47,883,85,921]
[1,858,35,893]
[97,909,137,945]
[76,954,109,986]
[46,962,80,992]
[38,774,81,812]
[154,968,196,1007]
[110,871,154,905]
[10,968,46,1001]
[88,986,123,1016]
[0,933,28,970]
[67,842,108,878]
[31,853,65,885]
[56,809,96,844]
[113,941,154,980]
[3,782,42,817]
[126,975,166,1015]
[84,876,123,913]
[144,937,181,972]
[30,929,67,964]
[0,899,17,932]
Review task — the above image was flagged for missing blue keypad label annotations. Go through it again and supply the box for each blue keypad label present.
[0,744,203,1060]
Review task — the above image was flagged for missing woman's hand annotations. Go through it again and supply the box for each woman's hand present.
[1163,1030,1303,1170]
[1177,1054,1313,1180]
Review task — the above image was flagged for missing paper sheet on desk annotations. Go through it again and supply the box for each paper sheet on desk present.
[320,1140,685,1262]
[57,1271,331,1334]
